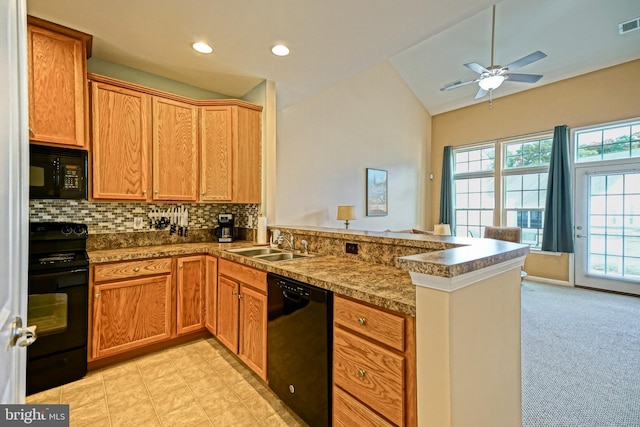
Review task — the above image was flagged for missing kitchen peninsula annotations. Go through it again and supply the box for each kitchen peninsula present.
[88,226,528,427]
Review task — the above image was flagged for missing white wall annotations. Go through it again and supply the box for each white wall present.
[275,61,431,231]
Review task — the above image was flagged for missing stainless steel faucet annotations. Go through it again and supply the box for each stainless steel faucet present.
[278,231,295,251]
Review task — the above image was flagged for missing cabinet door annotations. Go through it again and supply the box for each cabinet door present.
[200,106,233,201]
[216,276,239,353]
[92,275,172,359]
[91,82,151,200]
[27,22,87,147]
[152,97,198,201]
[239,285,267,381]
[235,106,262,203]
[204,256,218,335]
[176,256,205,335]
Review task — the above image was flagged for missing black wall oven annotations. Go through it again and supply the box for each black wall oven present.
[27,222,89,395]
[29,144,88,200]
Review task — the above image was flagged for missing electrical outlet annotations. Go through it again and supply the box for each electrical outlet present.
[346,242,358,254]
[133,217,144,229]
[248,214,254,225]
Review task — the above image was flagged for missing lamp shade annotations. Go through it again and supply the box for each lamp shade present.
[337,205,356,229]
[478,75,505,91]
[434,224,452,236]
[337,206,356,220]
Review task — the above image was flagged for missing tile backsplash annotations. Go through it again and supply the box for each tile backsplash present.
[29,200,260,234]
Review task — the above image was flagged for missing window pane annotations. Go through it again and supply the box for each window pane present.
[504,137,552,169]
[576,121,640,163]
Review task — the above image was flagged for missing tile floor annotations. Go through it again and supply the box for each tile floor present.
[26,337,307,427]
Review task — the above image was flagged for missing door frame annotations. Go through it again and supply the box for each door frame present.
[0,0,29,403]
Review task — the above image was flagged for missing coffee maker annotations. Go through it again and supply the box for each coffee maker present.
[216,213,235,242]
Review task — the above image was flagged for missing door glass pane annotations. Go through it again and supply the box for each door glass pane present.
[587,172,640,281]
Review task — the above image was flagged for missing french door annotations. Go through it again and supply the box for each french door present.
[574,162,640,295]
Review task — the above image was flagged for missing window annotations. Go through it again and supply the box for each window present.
[503,138,552,248]
[576,121,640,163]
[453,145,495,238]
[452,135,551,248]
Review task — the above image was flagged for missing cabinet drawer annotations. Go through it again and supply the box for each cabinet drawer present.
[333,328,404,426]
[334,295,405,351]
[219,259,266,293]
[94,258,172,282]
[333,386,395,427]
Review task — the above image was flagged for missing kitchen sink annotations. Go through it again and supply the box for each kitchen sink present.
[226,246,318,262]
[226,247,284,257]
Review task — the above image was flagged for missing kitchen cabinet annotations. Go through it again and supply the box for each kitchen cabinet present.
[91,258,173,359]
[217,259,267,381]
[333,295,417,427]
[90,81,151,200]
[176,255,205,335]
[152,97,198,201]
[200,105,262,203]
[27,16,91,148]
[204,256,218,335]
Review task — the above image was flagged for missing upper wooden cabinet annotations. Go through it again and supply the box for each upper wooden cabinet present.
[152,97,198,201]
[200,105,262,203]
[27,16,92,148]
[88,74,262,203]
[91,81,151,200]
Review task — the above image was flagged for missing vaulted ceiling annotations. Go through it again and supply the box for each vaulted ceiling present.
[27,0,640,115]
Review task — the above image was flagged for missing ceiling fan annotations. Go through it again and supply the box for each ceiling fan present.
[441,4,547,100]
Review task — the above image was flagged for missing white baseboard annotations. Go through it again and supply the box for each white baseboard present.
[525,275,573,287]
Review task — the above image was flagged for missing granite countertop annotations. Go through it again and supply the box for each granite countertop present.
[88,241,418,316]
[87,229,529,317]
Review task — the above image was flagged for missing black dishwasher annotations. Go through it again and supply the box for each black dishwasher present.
[267,273,333,427]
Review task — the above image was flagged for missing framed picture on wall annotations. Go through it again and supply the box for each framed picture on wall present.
[366,168,387,216]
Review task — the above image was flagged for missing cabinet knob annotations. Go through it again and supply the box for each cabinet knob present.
[133,267,140,272]
[179,264,183,269]
[232,290,238,295]
[201,191,205,195]
[357,317,366,326]
[95,293,100,298]
[142,190,147,194]
[357,369,366,379]
[238,294,244,299]
[154,190,159,194]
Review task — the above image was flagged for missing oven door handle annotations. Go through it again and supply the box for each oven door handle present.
[29,268,89,290]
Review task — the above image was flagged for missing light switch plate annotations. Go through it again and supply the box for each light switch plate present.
[133,217,144,229]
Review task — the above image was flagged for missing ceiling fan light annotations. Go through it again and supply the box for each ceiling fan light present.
[479,75,505,91]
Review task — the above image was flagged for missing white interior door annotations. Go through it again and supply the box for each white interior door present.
[0,0,29,403]
[575,162,640,295]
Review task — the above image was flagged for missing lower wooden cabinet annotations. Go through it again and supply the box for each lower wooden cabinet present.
[91,255,207,361]
[92,274,172,359]
[204,256,218,335]
[333,295,417,426]
[217,259,267,381]
[176,255,205,335]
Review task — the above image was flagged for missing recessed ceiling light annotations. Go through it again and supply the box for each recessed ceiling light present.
[192,42,213,54]
[271,44,290,57]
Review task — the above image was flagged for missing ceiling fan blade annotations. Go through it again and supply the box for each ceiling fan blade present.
[474,87,488,99]
[506,73,543,83]
[504,51,547,72]
[440,79,477,91]
[464,62,490,74]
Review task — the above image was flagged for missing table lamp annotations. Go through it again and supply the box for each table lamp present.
[434,224,452,236]
[337,206,356,229]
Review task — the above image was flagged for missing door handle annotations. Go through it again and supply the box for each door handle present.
[576,234,587,238]
[9,316,38,347]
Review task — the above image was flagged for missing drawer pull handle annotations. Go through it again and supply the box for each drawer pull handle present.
[133,267,140,272]
[357,317,366,326]
[357,369,366,379]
